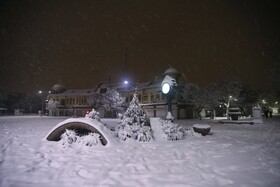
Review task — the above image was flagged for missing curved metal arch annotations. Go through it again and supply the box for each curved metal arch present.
[46,122,108,146]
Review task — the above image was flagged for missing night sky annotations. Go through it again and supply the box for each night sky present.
[0,0,280,94]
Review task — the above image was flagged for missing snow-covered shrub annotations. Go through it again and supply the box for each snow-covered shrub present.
[115,93,153,142]
[85,108,100,122]
[60,129,78,146]
[137,126,153,142]
[59,129,102,147]
[81,132,101,146]
[160,120,184,140]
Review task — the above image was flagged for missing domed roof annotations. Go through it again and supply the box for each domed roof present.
[163,67,180,78]
[52,83,65,92]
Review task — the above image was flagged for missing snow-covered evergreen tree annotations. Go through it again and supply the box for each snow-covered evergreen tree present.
[116,93,153,142]
[103,89,125,114]
[47,99,59,116]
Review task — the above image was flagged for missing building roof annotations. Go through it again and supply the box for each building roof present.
[163,67,180,78]
[49,89,96,97]
[52,83,65,92]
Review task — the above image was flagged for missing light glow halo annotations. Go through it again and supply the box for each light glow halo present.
[162,83,171,94]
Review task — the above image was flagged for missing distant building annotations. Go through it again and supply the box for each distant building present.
[47,68,194,119]
[48,87,95,117]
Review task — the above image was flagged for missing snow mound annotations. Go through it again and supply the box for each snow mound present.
[150,117,165,141]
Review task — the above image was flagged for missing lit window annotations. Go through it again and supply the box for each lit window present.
[143,93,148,102]
[138,94,142,102]
[150,93,154,102]
[156,91,161,101]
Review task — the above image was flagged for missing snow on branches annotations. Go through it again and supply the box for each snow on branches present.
[116,93,153,142]
[85,108,101,121]
[60,129,101,147]
[86,89,125,115]
[160,119,184,140]
[46,99,59,116]
[103,89,125,113]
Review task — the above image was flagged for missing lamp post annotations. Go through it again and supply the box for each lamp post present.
[161,75,177,121]
[226,96,232,119]
[38,91,44,116]
[38,90,51,116]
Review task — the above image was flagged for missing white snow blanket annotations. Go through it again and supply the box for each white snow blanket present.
[1,116,280,187]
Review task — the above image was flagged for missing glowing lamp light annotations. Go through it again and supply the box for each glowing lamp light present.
[161,75,177,95]
[162,83,171,94]
[124,80,129,84]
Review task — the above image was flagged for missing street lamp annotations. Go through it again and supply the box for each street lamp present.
[161,75,177,121]
[38,90,51,116]
[38,91,44,116]
[226,96,233,119]
[123,80,137,91]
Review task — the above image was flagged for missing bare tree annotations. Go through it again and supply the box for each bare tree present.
[183,76,243,118]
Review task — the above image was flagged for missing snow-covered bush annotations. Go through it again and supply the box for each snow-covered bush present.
[60,129,102,147]
[60,129,78,146]
[115,93,153,142]
[137,126,153,142]
[160,119,184,140]
[81,132,101,146]
[85,108,100,122]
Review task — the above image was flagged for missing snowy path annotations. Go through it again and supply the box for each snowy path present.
[1,116,280,187]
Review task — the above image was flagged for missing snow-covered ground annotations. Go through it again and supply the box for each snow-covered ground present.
[1,115,280,187]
